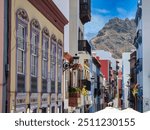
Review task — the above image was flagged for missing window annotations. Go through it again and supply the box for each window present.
[17,24,25,74]
[42,38,48,78]
[57,44,62,93]
[50,39,56,93]
[30,19,40,93]
[31,32,38,76]
[16,8,29,92]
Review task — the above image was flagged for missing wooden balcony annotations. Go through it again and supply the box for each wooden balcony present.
[69,92,80,107]
[82,79,91,91]
[80,0,91,24]
[78,40,91,55]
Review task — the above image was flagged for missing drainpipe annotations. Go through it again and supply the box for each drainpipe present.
[2,0,9,113]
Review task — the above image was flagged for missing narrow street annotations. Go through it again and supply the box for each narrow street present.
[0,0,149,113]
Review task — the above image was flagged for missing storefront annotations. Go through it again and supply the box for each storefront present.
[41,93,48,113]
[50,94,56,113]
[15,93,26,113]
[30,93,38,113]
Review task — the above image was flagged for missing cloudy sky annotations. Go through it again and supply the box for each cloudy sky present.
[85,0,138,41]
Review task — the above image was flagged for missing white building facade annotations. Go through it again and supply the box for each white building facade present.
[122,52,131,109]
[134,0,150,112]
[53,0,92,113]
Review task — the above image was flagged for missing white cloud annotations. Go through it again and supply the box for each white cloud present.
[95,8,110,14]
[117,7,135,19]
[84,14,111,41]
[117,7,127,16]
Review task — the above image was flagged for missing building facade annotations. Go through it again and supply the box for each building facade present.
[134,0,150,112]
[7,0,67,113]
[129,51,137,110]
[99,59,112,104]
[91,56,101,112]
[122,52,131,109]
[54,0,92,113]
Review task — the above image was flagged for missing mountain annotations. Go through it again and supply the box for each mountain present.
[90,17,136,59]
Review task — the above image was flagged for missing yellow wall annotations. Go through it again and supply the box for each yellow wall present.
[10,0,64,112]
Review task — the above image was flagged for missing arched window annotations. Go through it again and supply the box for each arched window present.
[50,34,57,93]
[57,39,63,93]
[16,8,29,92]
[30,19,41,92]
[42,27,49,93]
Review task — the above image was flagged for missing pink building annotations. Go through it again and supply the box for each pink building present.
[0,0,4,112]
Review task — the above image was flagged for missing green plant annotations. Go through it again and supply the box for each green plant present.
[69,87,81,93]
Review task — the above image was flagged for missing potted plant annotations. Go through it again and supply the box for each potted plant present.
[69,87,81,98]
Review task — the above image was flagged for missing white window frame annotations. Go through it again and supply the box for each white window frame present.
[42,38,48,79]
[31,32,38,77]
[17,24,25,74]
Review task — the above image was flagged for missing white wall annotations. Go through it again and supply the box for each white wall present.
[122,52,131,108]
[142,0,150,112]
[52,0,70,52]
[53,0,84,56]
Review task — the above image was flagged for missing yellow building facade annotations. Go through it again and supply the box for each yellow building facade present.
[7,0,67,113]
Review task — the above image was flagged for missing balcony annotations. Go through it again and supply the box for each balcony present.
[135,58,143,73]
[137,29,142,43]
[82,79,91,91]
[135,6,142,26]
[138,0,142,7]
[80,0,91,24]
[133,36,139,48]
[78,40,91,55]
[133,29,142,48]
[69,87,81,107]
[69,97,80,107]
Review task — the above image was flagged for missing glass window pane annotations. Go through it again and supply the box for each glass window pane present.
[17,50,23,61]
[18,61,23,73]
[17,24,25,50]
[17,49,24,73]
[31,32,38,55]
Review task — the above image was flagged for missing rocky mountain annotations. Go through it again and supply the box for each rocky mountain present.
[90,17,136,59]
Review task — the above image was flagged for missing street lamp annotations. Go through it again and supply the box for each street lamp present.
[72,53,79,64]
[63,53,80,71]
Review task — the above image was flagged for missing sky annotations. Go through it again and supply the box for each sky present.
[85,0,138,41]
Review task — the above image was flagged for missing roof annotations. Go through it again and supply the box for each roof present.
[64,52,73,63]
[28,0,68,33]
